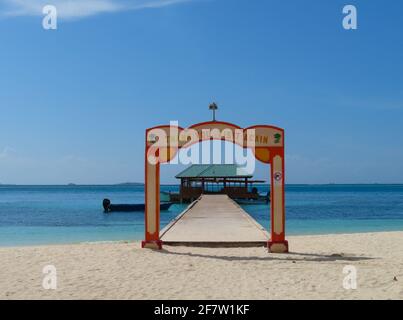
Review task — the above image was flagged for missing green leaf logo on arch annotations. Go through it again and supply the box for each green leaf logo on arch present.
[274,133,282,144]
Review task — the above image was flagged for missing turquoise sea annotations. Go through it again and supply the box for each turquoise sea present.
[0,184,403,246]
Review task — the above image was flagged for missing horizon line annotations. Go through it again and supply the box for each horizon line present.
[1,183,403,186]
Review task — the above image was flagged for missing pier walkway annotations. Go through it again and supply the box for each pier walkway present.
[160,195,269,247]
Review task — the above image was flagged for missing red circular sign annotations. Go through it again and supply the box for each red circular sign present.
[274,172,282,181]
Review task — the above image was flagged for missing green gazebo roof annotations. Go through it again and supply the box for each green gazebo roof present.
[175,164,252,179]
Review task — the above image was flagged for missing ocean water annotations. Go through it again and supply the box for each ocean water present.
[0,184,402,246]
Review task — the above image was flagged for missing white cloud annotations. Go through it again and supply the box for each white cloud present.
[0,146,16,159]
[1,0,193,19]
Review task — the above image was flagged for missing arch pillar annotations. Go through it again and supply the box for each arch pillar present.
[141,146,162,249]
[268,151,288,253]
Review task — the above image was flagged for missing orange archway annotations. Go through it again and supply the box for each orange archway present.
[142,121,289,253]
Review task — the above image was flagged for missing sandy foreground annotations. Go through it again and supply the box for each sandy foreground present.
[0,231,402,300]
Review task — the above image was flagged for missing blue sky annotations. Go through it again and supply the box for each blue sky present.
[0,0,402,184]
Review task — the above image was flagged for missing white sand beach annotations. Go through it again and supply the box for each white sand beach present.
[0,231,402,300]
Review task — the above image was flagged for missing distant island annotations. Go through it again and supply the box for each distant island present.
[114,182,144,186]
[64,182,144,186]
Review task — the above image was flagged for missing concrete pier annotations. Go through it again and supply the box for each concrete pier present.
[161,195,269,247]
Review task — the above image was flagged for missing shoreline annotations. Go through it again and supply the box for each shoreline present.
[1,228,403,249]
[1,231,402,299]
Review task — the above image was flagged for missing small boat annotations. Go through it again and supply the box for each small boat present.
[103,199,173,213]
[235,198,269,205]
[234,192,270,205]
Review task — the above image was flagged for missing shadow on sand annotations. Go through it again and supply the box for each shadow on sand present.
[159,248,376,263]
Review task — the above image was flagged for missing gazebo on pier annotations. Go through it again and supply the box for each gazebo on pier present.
[174,164,266,203]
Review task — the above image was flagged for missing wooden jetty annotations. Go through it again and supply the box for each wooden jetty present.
[160,195,269,247]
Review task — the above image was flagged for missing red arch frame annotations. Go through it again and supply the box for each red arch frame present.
[142,121,289,253]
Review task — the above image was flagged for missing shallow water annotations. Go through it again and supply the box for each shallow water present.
[0,184,402,246]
